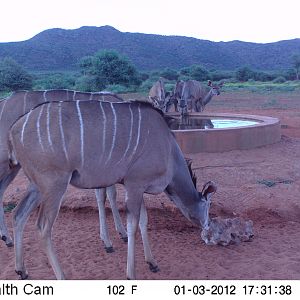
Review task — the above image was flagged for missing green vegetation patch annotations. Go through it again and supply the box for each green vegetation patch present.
[257,179,293,187]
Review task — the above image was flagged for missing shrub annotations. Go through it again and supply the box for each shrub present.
[79,50,141,89]
[75,75,100,92]
[105,84,135,93]
[0,57,32,91]
[209,70,234,81]
[235,66,254,82]
[272,76,286,83]
[33,72,76,90]
[189,65,209,81]
[159,68,179,80]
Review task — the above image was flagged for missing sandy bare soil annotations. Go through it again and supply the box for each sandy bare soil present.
[1,91,300,280]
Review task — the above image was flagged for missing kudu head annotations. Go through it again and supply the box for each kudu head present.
[150,78,168,112]
[152,97,165,111]
[208,80,224,96]
[184,159,217,230]
[193,181,217,230]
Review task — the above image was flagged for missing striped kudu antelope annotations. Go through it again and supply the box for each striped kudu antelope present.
[165,80,184,113]
[8,100,216,280]
[180,80,223,114]
[148,78,168,112]
[0,90,127,250]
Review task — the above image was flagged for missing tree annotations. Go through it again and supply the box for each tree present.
[189,65,209,81]
[34,73,76,90]
[235,66,254,82]
[159,68,179,80]
[291,54,300,80]
[79,50,141,91]
[0,57,32,91]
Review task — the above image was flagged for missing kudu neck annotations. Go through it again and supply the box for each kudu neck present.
[202,88,214,106]
[165,144,200,222]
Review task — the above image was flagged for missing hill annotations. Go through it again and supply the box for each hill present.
[0,26,299,71]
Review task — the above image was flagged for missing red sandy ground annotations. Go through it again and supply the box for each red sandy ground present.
[1,91,300,280]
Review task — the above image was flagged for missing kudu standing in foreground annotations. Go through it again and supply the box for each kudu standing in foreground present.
[180,80,223,114]
[9,100,216,279]
[0,90,127,250]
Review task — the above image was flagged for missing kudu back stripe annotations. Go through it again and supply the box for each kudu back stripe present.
[99,102,107,163]
[130,105,142,160]
[58,102,69,161]
[46,103,54,151]
[116,103,134,165]
[0,100,7,122]
[23,91,28,115]
[105,102,117,165]
[76,101,85,167]
[36,104,45,151]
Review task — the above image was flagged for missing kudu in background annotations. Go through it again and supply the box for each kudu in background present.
[148,78,169,112]
[9,100,216,279]
[165,80,184,112]
[180,80,223,114]
[0,90,127,250]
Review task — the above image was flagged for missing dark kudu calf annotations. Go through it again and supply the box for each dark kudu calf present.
[9,100,216,279]
[0,90,126,250]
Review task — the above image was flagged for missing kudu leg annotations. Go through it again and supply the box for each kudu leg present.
[36,179,69,280]
[95,188,114,253]
[13,184,41,279]
[139,201,159,273]
[0,165,21,247]
[106,185,127,242]
[126,189,143,280]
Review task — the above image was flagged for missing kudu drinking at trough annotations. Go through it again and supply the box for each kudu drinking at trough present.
[9,100,216,279]
[165,80,184,113]
[179,80,223,114]
[148,78,169,112]
[0,90,127,250]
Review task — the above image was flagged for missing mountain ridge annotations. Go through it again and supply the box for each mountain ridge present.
[0,26,299,72]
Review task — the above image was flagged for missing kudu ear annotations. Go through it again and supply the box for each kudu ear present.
[207,80,212,86]
[185,158,197,188]
[202,181,217,200]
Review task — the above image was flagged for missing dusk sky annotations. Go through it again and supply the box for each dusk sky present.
[1,0,299,43]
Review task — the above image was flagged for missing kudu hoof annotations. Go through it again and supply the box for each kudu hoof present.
[147,262,160,273]
[121,236,128,243]
[119,233,128,243]
[105,246,114,253]
[1,235,14,247]
[15,270,29,280]
[6,241,14,248]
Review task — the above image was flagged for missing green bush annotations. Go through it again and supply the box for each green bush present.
[75,75,100,92]
[159,68,179,80]
[78,50,141,90]
[272,76,286,83]
[235,66,254,82]
[105,84,136,93]
[140,78,157,92]
[209,70,234,81]
[0,57,32,91]
[33,72,76,90]
[189,65,209,81]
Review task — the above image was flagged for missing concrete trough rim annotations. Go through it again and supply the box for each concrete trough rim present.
[167,112,281,153]
[168,112,279,132]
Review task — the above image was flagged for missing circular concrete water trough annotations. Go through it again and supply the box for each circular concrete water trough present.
[167,113,281,153]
